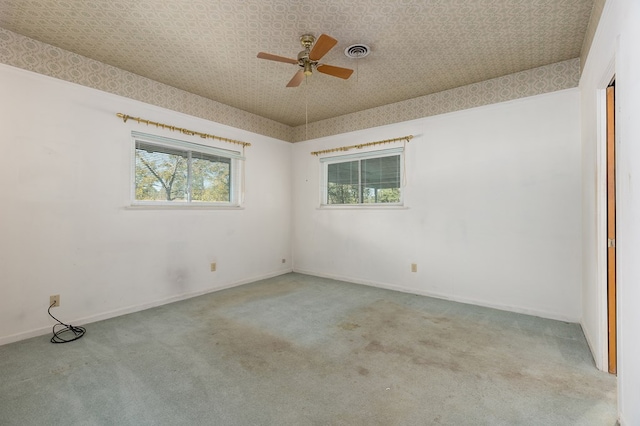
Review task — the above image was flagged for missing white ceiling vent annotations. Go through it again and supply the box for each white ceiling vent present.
[344,44,371,59]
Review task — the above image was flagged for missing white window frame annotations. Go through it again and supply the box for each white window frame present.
[131,131,244,208]
[320,147,404,207]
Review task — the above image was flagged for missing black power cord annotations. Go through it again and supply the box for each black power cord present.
[48,302,86,343]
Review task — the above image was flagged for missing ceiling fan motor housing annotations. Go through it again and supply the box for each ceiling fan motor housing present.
[297,36,318,75]
[297,50,316,74]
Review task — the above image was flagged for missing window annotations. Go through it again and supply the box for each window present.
[132,132,243,206]
[321,148,403,206]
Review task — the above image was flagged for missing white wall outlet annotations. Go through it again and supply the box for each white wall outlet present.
[210,262,217,272]
[50,295,60,307]
[411,263,418,273]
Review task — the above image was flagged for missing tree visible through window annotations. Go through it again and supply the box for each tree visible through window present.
[324,151,402,205]
[135,141,232,204]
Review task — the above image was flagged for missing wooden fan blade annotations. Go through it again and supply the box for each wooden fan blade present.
[316,64,354,79]
[309,34,338,61]
[287,70,305,87]
[257,52,298,65]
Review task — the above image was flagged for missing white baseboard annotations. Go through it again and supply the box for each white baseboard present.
[293,268,580,323]
[0,268,292,346]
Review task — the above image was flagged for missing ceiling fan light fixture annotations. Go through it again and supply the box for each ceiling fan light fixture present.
[303,61,313,76]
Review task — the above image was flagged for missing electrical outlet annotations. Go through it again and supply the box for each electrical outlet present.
[411,263,418,273]
[50,295,60,307]
[210,262,217,272]
[282,258,286,264]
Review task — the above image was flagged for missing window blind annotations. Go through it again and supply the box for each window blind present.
[132,131,244,160]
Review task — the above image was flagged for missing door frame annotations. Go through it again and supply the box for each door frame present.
[595,59,616,372]
[606,82,616,374]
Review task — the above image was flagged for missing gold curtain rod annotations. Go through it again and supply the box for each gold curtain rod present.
[116,113,251,148]
[310,135,413,156]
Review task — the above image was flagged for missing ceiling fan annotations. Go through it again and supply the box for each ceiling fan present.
[257,34,354,87]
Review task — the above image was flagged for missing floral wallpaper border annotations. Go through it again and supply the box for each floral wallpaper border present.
[0,28,291,141]
[291,58,580,142]
[1,28,579,143]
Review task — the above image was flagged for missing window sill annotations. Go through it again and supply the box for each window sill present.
[317,205,408,210]
[126,203,244,210]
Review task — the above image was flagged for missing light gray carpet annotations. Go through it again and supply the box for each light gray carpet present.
[0,273,617,425]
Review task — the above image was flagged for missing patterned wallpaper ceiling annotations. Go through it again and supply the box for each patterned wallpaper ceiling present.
[0,0,594,127]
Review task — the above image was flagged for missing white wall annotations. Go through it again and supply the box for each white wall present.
[581,0,640,424]
[292,89,582,321]
[0,64,292,345]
